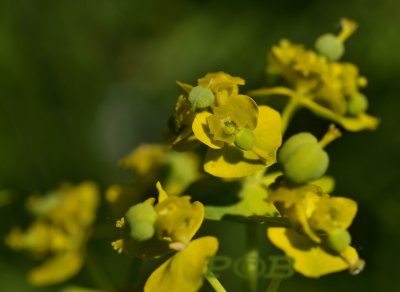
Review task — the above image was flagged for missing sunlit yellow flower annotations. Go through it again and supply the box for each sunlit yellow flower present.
[112,182,218,292]
[5,182,99,286]
[193,104,282,178]
[165,72,245,150]
[266,177,364,277]
[250,19,379,132]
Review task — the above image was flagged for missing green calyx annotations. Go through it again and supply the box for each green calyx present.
[188,86,215,109]
[315,33,345,61]
[325,228,352,253]
[278,132,329,184]
[347,93,369,116]
[234,128,256,151]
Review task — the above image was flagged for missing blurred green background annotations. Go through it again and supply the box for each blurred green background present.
[1,0,399,291]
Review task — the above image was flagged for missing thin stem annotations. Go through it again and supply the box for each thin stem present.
[281,97,300,135]
[244,223,259,292]
[248,87,295,98]
[205,269,227,292]
[266,279,282,292]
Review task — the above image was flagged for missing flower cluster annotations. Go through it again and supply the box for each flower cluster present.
[266,177,365,277]
[165,71,282,178]
[111,182,218,292]
[4,18,379,292]
[250,18,379,132]
[5,182,99,286]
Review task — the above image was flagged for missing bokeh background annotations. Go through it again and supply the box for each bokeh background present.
[1,0,399,291]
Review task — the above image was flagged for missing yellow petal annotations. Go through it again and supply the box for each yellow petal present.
[310,197,357,232]
[155,197,205,244]
[144,236,219,292]
[204,106,282,178]
[252,106,282,165]
[204,146,266,178]
[28,252,84,286]
[310,175,335,194]
[192,112,224,149]
[156,182,168,203]
[267,228,357,278]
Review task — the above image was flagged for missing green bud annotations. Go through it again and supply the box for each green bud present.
[188,86,215,109]
[125,203,157,226]
[325,228,352,253]
[347,93,369,116]
[130,220,155,241]
[315,33,344,61]
[234,128,256,151]
[278,133,329,184]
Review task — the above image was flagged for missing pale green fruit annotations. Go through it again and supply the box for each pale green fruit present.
[347,93,369,116]
[130,220,155,241]
[278,133,329,184]
[125,203,157,226]
[234,128,256,151]
[315,33,344,61]
[325,228,352,253]
[188,86,215,109]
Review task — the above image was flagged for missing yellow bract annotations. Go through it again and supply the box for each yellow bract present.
[251,20,379,132]
[5,182,99,286]
[266,177,363,277]
[204,106,282,178]
[144,236,218,292]
[268,228,362,278]
[134,182,205,259]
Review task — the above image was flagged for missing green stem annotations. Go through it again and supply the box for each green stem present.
[205,269,227,292]
[266,279,282,292]
[281,96,300,135]
[245,223,259,292]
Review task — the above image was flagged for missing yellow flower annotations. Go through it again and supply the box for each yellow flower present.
[115,182,205,259]
[165,72,245,150]
[5,182,99,286]
[250,19,379,132]
[113,182,218,292]
[193,104,282,178]
[121,144,201,197]
[266,177,364,277]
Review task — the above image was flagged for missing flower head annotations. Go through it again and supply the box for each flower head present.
[5,182,99,286]
[266,177,364,277]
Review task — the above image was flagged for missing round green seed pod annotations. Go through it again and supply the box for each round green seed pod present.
[234,128,256,151]
[188,86,215,109]
[315,33,345,61]
[347,93,369,116]
[325,228,352,253]
[130,220,155,241]
[125,203,157,227]
[278,133,329,184]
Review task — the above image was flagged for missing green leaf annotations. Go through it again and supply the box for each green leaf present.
[205,179,278,220]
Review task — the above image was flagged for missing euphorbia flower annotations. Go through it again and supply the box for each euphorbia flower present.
[266,177,364,277]
[5,182,99,286]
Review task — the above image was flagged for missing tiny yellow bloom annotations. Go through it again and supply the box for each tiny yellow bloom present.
[116,217,125,228]
[111,239,125,254]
